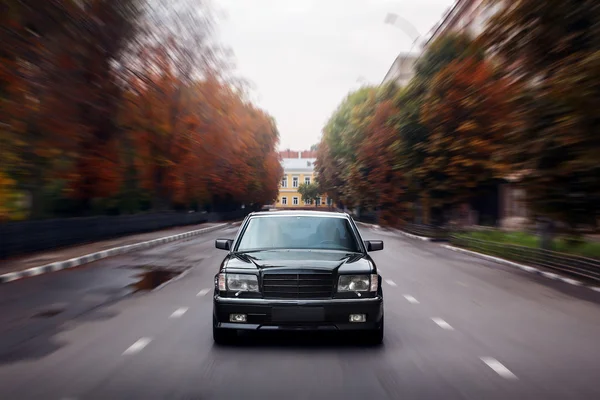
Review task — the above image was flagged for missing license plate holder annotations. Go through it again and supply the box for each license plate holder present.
[272,307,325,322]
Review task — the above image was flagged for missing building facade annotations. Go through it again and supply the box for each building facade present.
[381,1,506,88]
[423,0,505,48]
[276,150,332,209]
[381,52,419,87]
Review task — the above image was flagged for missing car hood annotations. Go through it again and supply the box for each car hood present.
[224,250,374,274]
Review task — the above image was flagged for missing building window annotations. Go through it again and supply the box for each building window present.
[292,176,299,188]
[304,176,311,185]
[281,176,287,188]
[304,199,311,206]
[315,197,321,206]
[281,197,287,205]
[293,197,299,205]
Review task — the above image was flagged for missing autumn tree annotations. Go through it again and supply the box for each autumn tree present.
[357,97,407,227]
[418,57,520,211]
[0,0,283,220]
[394,33,485,222]
[316,35,484,225]
[316,83,409,225]
[484,0,600,228]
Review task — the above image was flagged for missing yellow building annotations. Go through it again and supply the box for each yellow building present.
[276,151,332,209]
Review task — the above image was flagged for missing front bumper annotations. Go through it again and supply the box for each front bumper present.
[213,295,383,331]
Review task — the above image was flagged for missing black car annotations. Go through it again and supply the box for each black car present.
[212,210,384,344]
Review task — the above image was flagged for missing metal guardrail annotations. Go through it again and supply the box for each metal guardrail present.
[0,209,251,260]
[450,235,600,283]
[401,223,449,241]
[353,213,378,224]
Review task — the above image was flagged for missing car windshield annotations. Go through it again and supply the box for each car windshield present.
[236,216,361,252]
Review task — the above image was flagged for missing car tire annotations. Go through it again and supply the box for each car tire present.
[364,317,384,345]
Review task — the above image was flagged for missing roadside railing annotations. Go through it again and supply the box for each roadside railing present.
[0,209,251,260]
[449,234,600,283]
[401,223,449,241]
[353,213,378,225]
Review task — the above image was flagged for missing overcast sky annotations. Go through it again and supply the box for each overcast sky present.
[214,0,454,150]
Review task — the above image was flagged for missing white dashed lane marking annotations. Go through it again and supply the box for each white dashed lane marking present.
[197,288,211,297]
[431,317,454,330]
[403,295,419,304]
[170,307,189,318]
[480,357,518,380]
[385,279,397,287]
[123,337,152,355]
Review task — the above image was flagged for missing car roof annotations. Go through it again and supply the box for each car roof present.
[248,210,350,219]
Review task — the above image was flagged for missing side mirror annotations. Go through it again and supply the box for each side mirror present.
[215,239,234,251]
[365,240,383,252]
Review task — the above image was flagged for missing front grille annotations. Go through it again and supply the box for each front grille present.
[262,272,334,299]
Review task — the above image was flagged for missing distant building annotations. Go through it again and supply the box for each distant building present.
[276,150,332,209]
[381,52,419,87]
[423,0,505,48]
[382,1,505,89]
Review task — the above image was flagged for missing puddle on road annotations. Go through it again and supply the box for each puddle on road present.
[128,266,189,292]
[33,308,64,318]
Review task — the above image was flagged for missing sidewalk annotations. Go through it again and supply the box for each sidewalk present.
[0,222,225,277]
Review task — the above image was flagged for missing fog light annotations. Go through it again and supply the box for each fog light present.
[349,314,366,323]
[229,313,247,323]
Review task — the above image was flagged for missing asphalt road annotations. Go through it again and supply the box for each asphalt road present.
[0,224,599,399]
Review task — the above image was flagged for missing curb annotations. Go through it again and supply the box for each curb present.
[0,223,229,285]
[356,222,381,230]
[394,229,433,242]
[441,244,600,293]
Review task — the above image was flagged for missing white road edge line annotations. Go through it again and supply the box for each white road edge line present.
[170,307,189,318]
[480,357,518,380]
[197,288,211,297]
[403,294,419,304]
[123,337,152,355]
[441,245,596,292]
[431,317,454,330]
[385,279,397,287]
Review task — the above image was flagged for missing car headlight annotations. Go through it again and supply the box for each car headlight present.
[338,275,378,292]
[218,273,259,292]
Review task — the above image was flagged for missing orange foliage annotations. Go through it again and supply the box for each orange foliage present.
[419,57,517,206]
[1,1,282,216]
[122,43,282,210]
[358,100,407,226]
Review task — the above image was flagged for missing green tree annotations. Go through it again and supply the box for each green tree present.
[297,183,321,206]
[316,86,377,207]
